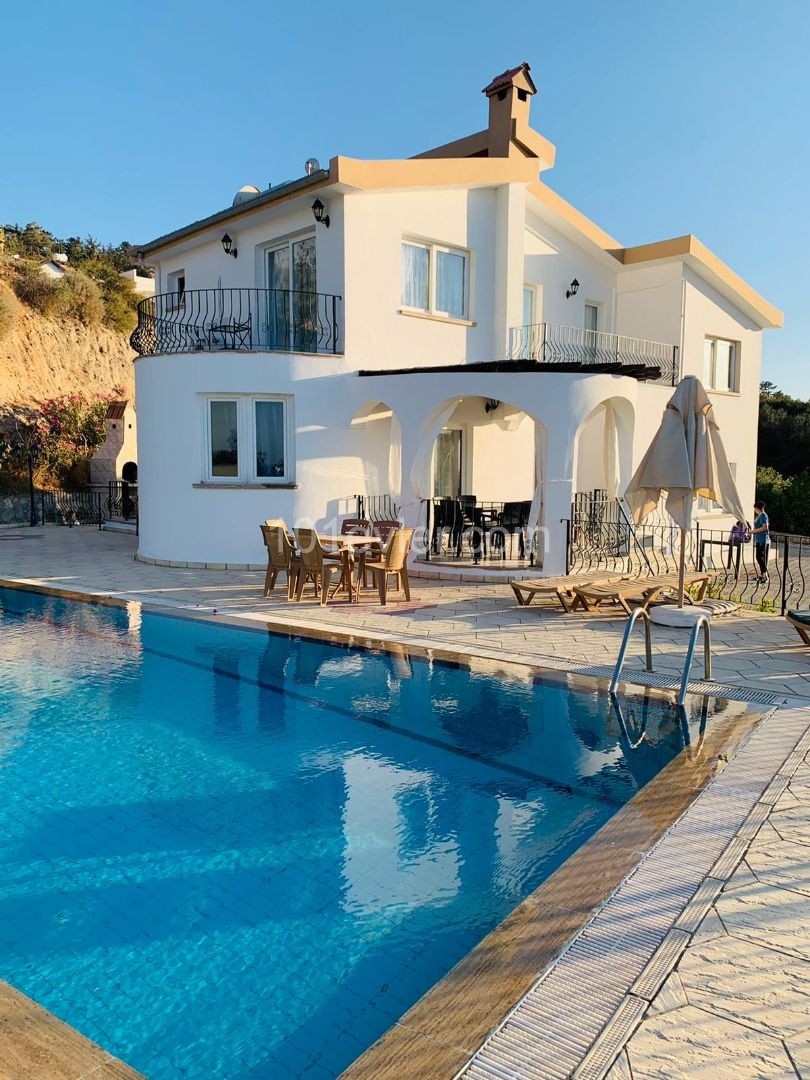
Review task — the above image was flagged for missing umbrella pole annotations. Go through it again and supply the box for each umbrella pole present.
[678,527,686,608]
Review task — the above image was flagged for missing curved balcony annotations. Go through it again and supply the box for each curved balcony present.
[130,288,343,357]
[509,323,678,384]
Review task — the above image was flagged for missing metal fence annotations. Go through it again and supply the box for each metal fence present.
[566,511,810,614]
[354,494,401,522]
[40,490,104,529]
[508,322,679,385]
[131,288,343,357]
[105,480,138,523]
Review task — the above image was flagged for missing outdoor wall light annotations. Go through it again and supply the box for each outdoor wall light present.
[221,233,238,258]
[311,198,330,228]
[565,278,580,299]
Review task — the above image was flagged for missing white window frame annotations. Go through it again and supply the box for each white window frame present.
[262,230,317,292]
[697,462,736,514]
[201,394,295,485]
[703,336,740,393]
[401,238,470,320]
[584,302,600,333]
[167,269,186,311]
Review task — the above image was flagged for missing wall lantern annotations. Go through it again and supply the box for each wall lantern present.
[484,399,501,414]
[565,278,580,299]
[221,233,238,258]
[311,198,330,228]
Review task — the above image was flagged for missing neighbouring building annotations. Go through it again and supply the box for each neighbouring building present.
[130,62,781,574]
[119,269,156,297]
[39,252,70,280]
[90,400,138,485]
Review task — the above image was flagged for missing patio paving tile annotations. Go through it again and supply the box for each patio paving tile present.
[677,936,810,1036]
[625,1005,798,1079]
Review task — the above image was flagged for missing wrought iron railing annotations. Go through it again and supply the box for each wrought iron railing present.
[39,490,104,529]
[508,323,678,384]
[354,494,401,522]
[566,505,810,614]
[106,480,138,522]
[130,288,343,356]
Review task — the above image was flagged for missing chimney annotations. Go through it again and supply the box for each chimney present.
[482,62,537,157]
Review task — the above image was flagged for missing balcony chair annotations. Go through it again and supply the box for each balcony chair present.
[493,501,530,559]
[431,498,464,556]
[359,527,415,605]
[259,524,301,600]
[340,518,372,536]
[293,528,346,605]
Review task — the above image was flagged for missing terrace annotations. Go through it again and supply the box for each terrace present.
[1,526,807,1078]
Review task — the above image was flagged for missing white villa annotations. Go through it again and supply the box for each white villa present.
[132,62,781,575]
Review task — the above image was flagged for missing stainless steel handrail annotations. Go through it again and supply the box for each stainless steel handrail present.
[677,613,713,706]
[609,608,653,694]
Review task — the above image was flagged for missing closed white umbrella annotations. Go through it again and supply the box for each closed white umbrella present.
[625,376,745,606]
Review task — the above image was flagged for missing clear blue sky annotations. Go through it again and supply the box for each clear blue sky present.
[3,0,807,394]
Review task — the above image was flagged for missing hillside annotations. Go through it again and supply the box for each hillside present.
[0,296,135,410]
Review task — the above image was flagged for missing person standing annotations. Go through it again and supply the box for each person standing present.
[752,501,770,583]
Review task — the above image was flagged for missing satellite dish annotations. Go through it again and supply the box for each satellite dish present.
[304,157,321,176]
[232,185,261,206]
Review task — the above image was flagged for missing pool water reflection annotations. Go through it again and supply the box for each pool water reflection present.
[0,588,742,1078]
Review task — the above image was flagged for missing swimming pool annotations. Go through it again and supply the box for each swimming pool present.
[0,586,734,1078]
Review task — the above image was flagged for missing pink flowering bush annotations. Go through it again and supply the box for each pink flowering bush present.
[34,387,126,476]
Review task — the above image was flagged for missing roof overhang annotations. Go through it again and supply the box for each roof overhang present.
[614,235,783,329]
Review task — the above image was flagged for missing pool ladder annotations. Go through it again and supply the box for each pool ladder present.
[609,608,712,706]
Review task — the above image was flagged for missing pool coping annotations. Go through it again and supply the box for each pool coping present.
[0,577,805,1080]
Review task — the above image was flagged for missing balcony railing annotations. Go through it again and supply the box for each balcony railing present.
[508,323,678,384]
[130,288,343,357]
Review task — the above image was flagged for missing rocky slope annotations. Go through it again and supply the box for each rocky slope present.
[0,294,135,411]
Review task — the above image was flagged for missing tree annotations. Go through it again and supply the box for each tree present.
[0,421,44,525]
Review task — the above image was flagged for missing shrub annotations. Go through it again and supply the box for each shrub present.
[12,267,65,317]
[79,260,139,333]
[62,271,104,326]
[0,286,19,340]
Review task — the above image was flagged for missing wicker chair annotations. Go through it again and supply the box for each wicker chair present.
[259,524,301,600]
[359,527,414,605]
[294,528,345,605]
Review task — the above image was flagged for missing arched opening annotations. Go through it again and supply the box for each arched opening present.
[572,397,634,500]
[571,397,635,548]
[410,396,547,568]
[349,400,401,522]
[121,461,138,483]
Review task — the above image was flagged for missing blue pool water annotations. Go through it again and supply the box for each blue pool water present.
[0,587,732,1078]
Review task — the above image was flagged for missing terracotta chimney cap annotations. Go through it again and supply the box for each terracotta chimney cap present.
[482,62,536,97]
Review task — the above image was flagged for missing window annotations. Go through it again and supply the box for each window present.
[704,337,739,392]
[203,395,293,484]
[697,462,736,513]
[584,304,599,333]
[401,240,469,319]
[167,269,185,309]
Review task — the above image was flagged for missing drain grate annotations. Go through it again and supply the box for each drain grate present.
[423,637,786,706]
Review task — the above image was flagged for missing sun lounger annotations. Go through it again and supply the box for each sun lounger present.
[510,573,624,613]
[786,610,810,645]
[571,571,712,615]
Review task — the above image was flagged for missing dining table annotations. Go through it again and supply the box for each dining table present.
[317,534,383,601]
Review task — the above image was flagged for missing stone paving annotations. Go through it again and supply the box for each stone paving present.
[608,752,810,1080]
[1,525,809,1079]
[1,527,809,701]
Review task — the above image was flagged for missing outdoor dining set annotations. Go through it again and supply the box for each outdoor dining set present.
[259,518,414,606]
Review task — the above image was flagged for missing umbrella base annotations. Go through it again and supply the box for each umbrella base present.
[650,604,713,629]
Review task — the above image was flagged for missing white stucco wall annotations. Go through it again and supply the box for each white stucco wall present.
[136,176,774,569]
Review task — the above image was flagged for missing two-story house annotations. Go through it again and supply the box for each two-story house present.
[131,62,781,575]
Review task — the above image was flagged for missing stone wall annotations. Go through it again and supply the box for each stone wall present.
[0,495,36,526]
